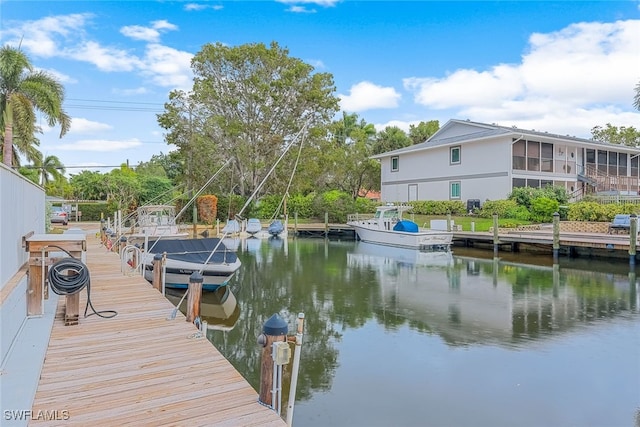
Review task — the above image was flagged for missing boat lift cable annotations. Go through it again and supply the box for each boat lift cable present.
[271,128,306,222]
[236,118,311,222]
[195,121,311,275]
[46,245,118,319]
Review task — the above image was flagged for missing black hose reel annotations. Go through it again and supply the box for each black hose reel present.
[47,254,117,320]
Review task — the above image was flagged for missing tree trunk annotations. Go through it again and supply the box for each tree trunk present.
[3,105,14,167]
[3,122,13,167]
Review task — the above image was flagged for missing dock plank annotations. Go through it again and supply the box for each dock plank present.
[29,233,285,426]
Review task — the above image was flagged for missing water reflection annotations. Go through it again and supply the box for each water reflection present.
[347,242,638,348]
[165,287,240,331]
[175,238,639,427]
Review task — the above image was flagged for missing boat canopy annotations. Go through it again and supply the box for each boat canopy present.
[393,220,419,233]
[147,238,238,264]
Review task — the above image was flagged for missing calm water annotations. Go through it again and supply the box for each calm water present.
[177,238,640,427]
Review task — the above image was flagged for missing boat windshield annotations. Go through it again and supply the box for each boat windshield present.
[374,209,399,219]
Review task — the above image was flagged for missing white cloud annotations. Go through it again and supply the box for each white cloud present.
[1,13,92,58]
[66,40,143,72]
[141,44,194,89]
[121,25,162,42]
[121,20,177,42]
[55,139,143,151]
[339,81,401,112]
[403,19,640,133]
[287,6,316,13]
[68,118,113,134]
[277,0,339,6]
[112,87,149,96]
[184,3,224,11]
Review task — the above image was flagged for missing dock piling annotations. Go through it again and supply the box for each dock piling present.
[492,214,499,257]
[258,314,289,410]
[630,214,637,267]
[152,253,164,292]
[186,271,203,323]
[553,212,560,263]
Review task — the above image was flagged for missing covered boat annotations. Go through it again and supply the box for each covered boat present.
[246,218,263,236]
[268,219,285,237]
[142,237,241,290]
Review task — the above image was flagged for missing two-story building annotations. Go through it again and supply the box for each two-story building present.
[373,119,640,205]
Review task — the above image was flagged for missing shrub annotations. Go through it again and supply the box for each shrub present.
[197,195,218,224]
[312,190,355,222]
[530,197,559,223]
[477,200,519,218]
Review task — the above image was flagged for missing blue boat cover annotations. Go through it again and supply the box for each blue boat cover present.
[146,238,238,264]
[268,220,285,235]
[393,220,419,233]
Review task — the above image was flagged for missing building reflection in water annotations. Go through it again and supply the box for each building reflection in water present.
[347,242,638,348]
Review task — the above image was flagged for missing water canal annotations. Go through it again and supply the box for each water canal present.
[173,238,639,427]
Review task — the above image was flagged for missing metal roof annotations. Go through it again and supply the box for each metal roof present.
[372,119,640,158]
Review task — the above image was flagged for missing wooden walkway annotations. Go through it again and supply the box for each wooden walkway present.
[453,229,636,252]
[29,234,285,426]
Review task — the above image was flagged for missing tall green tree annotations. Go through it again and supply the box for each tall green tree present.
[327,112,379,198]
[0,45,71,167]
[408,120,439,145]
[372,126,411,155]
[159,42,339,199]
[591,123,640,147]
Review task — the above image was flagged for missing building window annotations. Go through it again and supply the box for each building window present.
[512,140,526,170]
[450,146,461,164]
[512,178,526,188]
[541,143,553,172]
[391,156,399,172]
[450,181,461,199]
[527,141,540,171]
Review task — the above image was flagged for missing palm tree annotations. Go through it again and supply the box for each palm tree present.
[634,80,640,112]
[0,45,71,167]
[32,152,65,186]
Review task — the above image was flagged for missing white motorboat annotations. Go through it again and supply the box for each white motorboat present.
[127,205,188,245]
[246,218,263,236]
[347,205,452,250]
[142,237,241,290]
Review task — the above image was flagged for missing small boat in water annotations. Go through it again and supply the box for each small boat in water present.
[246,218,262,236]
[127,205,188,245]
[222,219,241,235]
[267,219,285,237]
[142,237,241,290]
[347,205,452,250]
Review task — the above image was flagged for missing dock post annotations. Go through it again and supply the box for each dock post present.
[629,214,637,267]
[553,212,560,263]
[447,212,452,232]
[492,213,499,257]
[294,211,298,237]
[119,236,127,254]
[152,253,164,292]
[324,212,329,238]
[286,313,305,427]
[258,314,288,410]
[471,221,475,232]
[100,220,106,246]
[186,272,203,323]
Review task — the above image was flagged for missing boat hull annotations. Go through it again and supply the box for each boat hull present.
[141,237,241,290]
[348,222,452,250]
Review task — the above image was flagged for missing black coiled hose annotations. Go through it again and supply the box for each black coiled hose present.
[47,254,117,319]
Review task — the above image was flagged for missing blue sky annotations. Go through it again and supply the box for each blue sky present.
[1,1,639,173]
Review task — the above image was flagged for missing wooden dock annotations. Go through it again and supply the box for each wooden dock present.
[453,229,637,257]
[29,233,285,426]
[291,223,355,238]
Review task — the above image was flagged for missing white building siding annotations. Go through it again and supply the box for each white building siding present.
[381,137,512,203]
